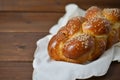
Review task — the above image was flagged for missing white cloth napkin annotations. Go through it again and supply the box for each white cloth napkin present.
[33,4,120,80]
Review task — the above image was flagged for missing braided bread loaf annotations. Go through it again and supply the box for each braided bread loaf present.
[48,6,120,64]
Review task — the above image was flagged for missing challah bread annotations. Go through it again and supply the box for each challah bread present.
[48,17,94,63]
[48,6,120,64]
[85,6,120,49]
[102,8,120,48]
[82,17,110,60]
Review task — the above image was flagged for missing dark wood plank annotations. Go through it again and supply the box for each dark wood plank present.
[0,1,119,80]
[0,32,48,61]
[0,12,63,32]
[0,61,32,80]
[0,0,119,12]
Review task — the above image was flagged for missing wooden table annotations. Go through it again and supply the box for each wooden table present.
[0,0,120,80]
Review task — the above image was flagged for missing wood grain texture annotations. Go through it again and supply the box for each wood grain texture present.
[0,61,32,80]
[0,12,63,32]
[0,32,48,61]
[0,0,120,80]
[0,0,119,12]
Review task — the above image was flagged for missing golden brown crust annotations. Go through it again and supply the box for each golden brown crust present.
[63,33,95,59]
[102,8,120,23]
[58,16,86,36]
[89,37,107,60]
[48,6,120,64]
[107,29,119,49]
[102,8,120,48]
[85,6,103,19]
[102,8,120,43]
[119,28,120,41]
[82,17,111,35]
[48,33,67,60]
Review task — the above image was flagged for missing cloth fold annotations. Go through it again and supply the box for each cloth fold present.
[33,4,120,80]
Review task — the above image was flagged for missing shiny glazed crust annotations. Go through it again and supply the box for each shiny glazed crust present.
[48,6,120,64]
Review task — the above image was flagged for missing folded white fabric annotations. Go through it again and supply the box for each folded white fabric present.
[33,4,120,80]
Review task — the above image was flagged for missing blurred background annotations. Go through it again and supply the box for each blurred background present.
[0,0,120,80]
